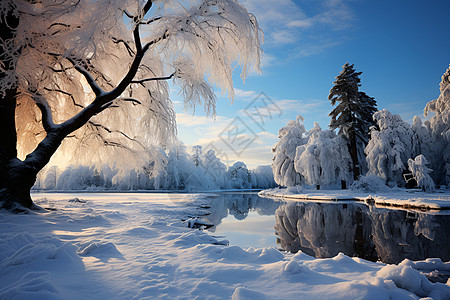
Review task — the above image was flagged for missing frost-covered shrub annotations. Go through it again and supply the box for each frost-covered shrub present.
[407,155,435,192]
[350,175,390,193]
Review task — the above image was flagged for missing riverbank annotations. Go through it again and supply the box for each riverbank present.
[258,188,450,210]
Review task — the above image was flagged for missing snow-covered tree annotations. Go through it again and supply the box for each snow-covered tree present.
[365,109,418,186]
[165,142,192,190]
[251,165,276,189]
[328,63,377,180]
[39,166,59,190]
[166,148,182,190]
[203,149,227,188]
[191,145,203,167]
[294,124,351,188]
[272,116,308,187]
[407,155,435,191]
[423,65,450,187]
[0,0,261,209]
[226,161,252,189]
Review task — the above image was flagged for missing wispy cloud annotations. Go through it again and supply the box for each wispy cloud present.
[237,97,330,118]
[243,0,353,43]
[242,0,354,57]
[234,88,259,101]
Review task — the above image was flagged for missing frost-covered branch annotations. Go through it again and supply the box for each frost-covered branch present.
[43,87,83,108]
[67,57,104,97]
[131,73,174,84]
[32,93,56,133]
[112,37,135,56]
[105,31,169,101]
[140,16,162,25]
[1,0,261,208]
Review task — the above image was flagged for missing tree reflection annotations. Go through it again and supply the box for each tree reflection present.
[275,202,450,264]
[202,193,283,231]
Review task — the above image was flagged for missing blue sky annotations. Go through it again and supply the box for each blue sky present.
[172,0,450,169]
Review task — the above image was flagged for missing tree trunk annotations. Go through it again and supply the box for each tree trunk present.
[348,131,360,181]
[0,88,37,209]
[0,159,37,210]
[0,10,37,210]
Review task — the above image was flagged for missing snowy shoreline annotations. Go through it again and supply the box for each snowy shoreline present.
[259,188,450,210]
[1,192,450,299]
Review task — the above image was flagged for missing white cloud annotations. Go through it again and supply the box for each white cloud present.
[237,97,330,118]
[234,88,258,101]
[177,112,279,168]
[261,52,276,69]
[192,133,277,169]
[287,19,312,29]
[241,0,354,51]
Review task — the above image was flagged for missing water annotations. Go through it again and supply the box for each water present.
[202,192,450,265]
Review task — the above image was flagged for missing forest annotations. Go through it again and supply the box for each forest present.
[272,63,450,192]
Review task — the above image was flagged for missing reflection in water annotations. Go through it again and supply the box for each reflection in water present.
[275,201,450,264]
[200,193,450,264]
[202,193,283,248]
[202,192,283,231]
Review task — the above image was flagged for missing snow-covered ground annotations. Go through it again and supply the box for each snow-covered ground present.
[1,192,449,299]
[259,187,450,210]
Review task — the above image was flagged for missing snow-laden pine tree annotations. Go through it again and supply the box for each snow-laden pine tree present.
[0,0,261,209]
[328,63,377,180]
[272,116,308,187]
[407,155,435,191]
[423,65,450,187]
[365,109,418,186]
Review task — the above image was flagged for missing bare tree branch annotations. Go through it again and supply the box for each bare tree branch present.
[140,16,162,25]
[88,121,146,150]
[44,87,84,108]
[131,73,174,84]
[142,30,169,52]
[116,98,142,105]
[112,37,135,56]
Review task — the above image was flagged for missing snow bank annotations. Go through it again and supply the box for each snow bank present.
[1,192,449,299]
[259,187,450,210]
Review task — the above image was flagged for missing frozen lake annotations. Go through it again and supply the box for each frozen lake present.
[201,192,450,265]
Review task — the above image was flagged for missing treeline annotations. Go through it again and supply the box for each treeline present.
[35,143,275,191]
[272,64,450,191]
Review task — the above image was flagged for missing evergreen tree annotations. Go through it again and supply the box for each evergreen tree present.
[328,63,377,180]
[191,145,203,167]
[357,91,378,138]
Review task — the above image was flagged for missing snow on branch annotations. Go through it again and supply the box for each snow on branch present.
[131,73,174,84]
[66,57,105,97]
[2,0,261,169]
